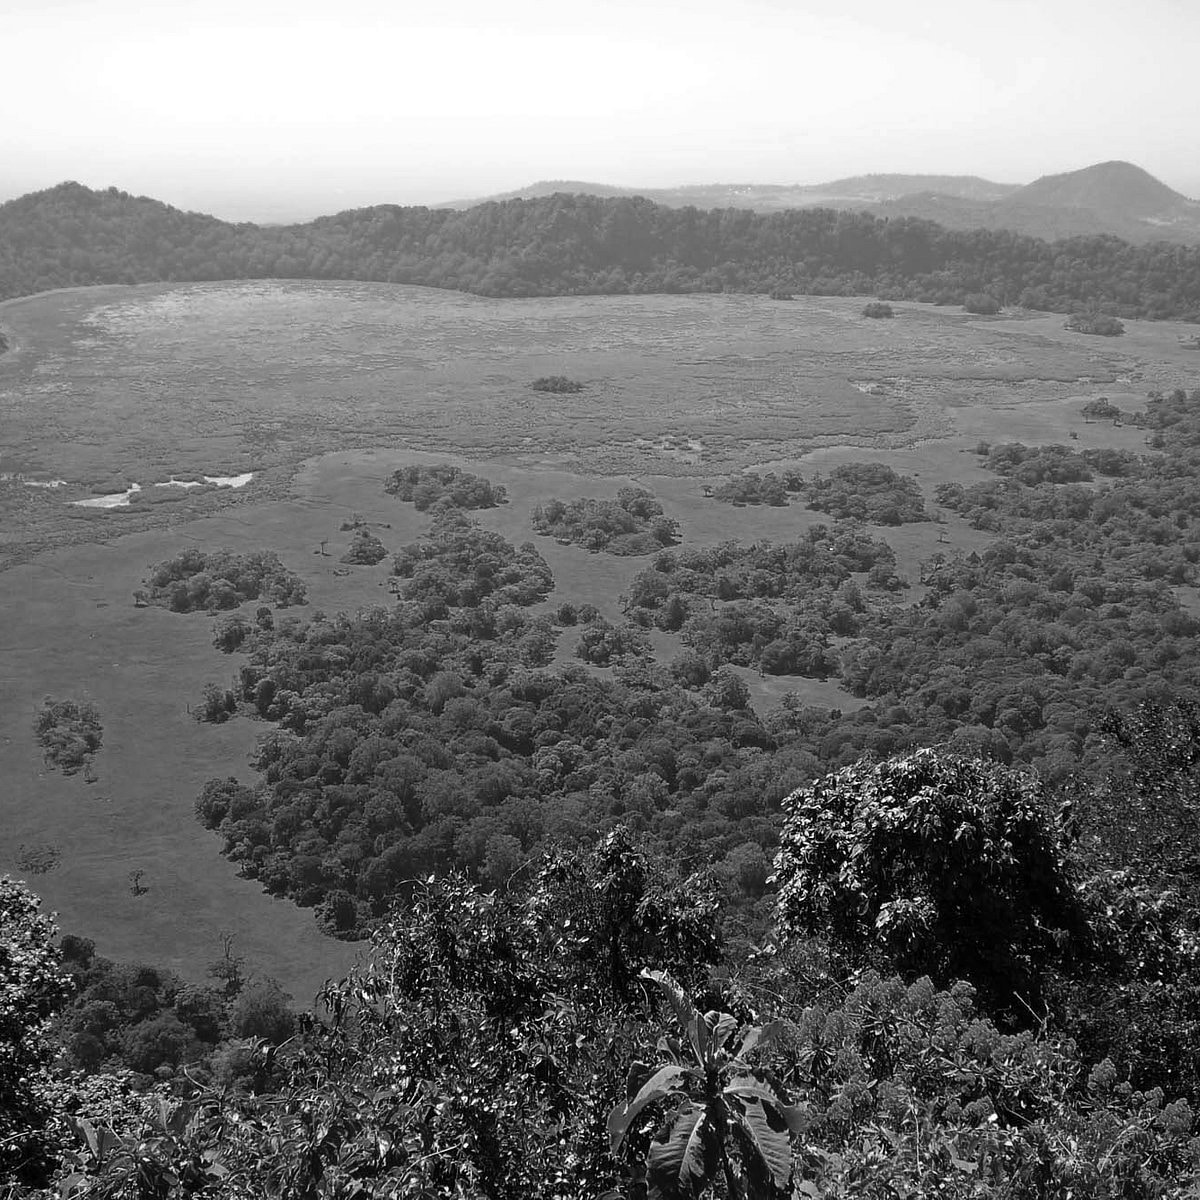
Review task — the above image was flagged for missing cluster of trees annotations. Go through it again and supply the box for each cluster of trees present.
[144,549,307,613]
[624,527,902,676]
[804,461,929,523]
[710,471,802,506]
[710,462,928,523]
[531,487,680,554]
[340,529,387,565]
[33,698,102,776]
[51,934,294,1082]
[390,508,553,613]
[4,183,1200,320]
[982,440,1143,485]
[8,718,1200,1194]
[382,463,507,511]
[574,614,650,666]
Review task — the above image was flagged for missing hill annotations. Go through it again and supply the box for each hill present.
[444,162,1200,245]
[3,180,1200,320]
[1014,159,1191,216]
[439,172,1020,212]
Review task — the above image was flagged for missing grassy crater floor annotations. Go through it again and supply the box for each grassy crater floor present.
[0,280,1195,1000]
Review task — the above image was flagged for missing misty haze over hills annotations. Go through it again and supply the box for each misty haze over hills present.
[443,161,1200,246]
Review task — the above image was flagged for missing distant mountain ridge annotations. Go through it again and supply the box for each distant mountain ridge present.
[438,173,1021,212]
[443,162,1200,245]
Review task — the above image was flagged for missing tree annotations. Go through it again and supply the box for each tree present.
[228,980,295,1044]
[772,749,1083,1021]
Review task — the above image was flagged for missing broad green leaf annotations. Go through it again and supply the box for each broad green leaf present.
[730,1094,794,1191]
[626,1060,655,1102]
[608,1064,689,1153]
[648,1103,719,1200]
[732,1019,786,1061]
[724,1075,808,1135]
[641,968,699,1037]
[708,1011,738,1054]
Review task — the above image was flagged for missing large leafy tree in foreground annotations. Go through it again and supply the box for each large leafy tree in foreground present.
[771,749,1084,1019]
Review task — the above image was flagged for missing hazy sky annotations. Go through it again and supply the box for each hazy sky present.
[5,0,1198,221]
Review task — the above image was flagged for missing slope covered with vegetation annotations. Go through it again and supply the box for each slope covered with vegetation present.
[2,182,1200,319]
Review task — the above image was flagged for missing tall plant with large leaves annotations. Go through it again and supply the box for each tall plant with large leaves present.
[608,970,806,1200]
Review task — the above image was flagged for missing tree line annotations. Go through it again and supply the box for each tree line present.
[3,182,1200,319]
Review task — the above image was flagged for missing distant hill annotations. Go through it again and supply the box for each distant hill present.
[444,162,1200,245]
[439,173,1020,213]
[1014,160,1190,216]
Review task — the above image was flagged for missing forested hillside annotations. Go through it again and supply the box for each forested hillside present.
[3,182,1200,319]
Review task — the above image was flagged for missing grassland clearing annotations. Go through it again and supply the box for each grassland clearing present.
[2,281,1198,998]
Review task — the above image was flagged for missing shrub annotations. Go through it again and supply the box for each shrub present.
[144,549,306,613]
[964,292,1001,315]
[1066,312,1125,336]
[212,614,251,653]
[383,464,506,510]
[530,375,583,393]
[33,698,102,775]
[340,529,387,565]
[532,487,679,555]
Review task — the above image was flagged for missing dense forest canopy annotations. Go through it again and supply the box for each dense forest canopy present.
[2,182,1200,318]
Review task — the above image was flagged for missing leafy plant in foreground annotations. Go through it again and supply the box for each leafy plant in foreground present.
[609,970,805,1200]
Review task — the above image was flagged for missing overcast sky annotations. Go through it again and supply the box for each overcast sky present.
[4,0,1198,221]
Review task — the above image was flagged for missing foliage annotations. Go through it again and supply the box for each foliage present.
[610,970,804,1200]
[803,461,929,524]
[340,528,388,565]
[532,487,680,555]
[0,876,74,1187]
[710,472,801,507]
[212,614,252,654]
[772,749,1083,1020]
[531,374,584,393]
[6,183,1200,320]
[1066,311,1126,335]
[195,683,238,724]
[963,292,1002,314]
[391,507,551,610]
[575,616,650,666]
[144,548,307,613]
[624,526,898,674]
[382,463,507,511]
[33,697,103,776]
[51,932,296,1082]
[760,971,1200,1198]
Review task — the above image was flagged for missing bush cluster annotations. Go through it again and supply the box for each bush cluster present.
[531,487,680,555]
[33,698,103,775]
[144,549,307,612]
[382,463,507,510]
